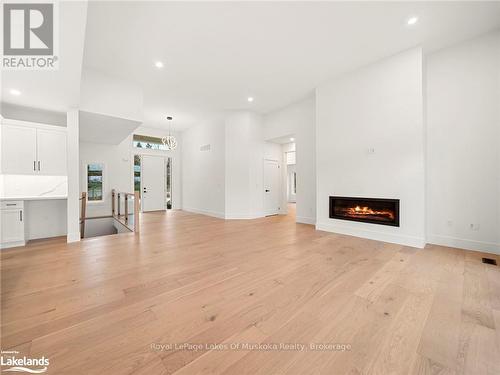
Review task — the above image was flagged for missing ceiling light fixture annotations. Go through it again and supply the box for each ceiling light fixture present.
[10,89,21,96]
[154,61,164,68]
[407,16,418,26]
[162,116,177,150]
[247,97,254,102]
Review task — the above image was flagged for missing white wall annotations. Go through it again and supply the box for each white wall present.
[225,112,266,219]
[80,125,182,218]
[182,113,282,220]
[426,31,500,254]
[264,96,316,224]
[80,139,132,218]
[182,120,225,218]
[26,199,67,240]
[80,68,143,122]
[316,47,425,248]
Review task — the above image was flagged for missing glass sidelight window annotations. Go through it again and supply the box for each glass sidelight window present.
[165,158,172,209]
[134,155,141,193]
[87,163,104,201]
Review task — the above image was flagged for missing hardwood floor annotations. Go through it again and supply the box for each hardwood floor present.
[1,208,499,374]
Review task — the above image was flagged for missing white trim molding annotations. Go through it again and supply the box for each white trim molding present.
[296,216,315,225]
[316,221,426,249]
[67,231,81,243]
[427,234,500,255]
[225,212,265,220]
[182,207,225,219]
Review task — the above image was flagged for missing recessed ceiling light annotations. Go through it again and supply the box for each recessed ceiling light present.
[10,89,21,96]
[407,16,418,26]
[290,137,295,141]
[247,97,254,102]
[154,61,164,68]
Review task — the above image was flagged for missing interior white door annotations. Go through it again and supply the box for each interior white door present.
[141,155,165,212]
[264,160,281,216]
[1,125,37,174]
[37,129,67,175]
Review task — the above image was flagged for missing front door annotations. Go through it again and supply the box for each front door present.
[264,159,280,216]
[141,155,165,212]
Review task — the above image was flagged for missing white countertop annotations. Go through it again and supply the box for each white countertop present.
[0,196,67,201]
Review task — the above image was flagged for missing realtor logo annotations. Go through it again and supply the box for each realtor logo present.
[1,350,49,373]
[2,1,58,69]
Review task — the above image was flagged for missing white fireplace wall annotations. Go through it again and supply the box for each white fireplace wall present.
[426,31,500,254]
[316,47,425,248]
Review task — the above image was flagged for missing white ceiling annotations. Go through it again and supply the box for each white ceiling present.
[2,2,499,132]
[268,134,297,145]
[1,2,88,113]
[82,1,500,131]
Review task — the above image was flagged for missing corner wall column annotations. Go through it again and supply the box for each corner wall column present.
[67,109,80,242]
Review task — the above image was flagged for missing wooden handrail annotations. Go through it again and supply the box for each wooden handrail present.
[111,189,115,216]
[111,190,140,233]
[134,191,140,233]
[80,192,87,238]
[80,189,139,237]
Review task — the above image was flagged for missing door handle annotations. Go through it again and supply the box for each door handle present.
[38,161,40,171]
[20,211,23,222]
[34,161,36,171]
[265,189,270,192]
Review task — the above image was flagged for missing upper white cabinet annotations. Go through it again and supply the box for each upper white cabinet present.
[36,129,67,175]
[1,125,38,174]
[1,120,67,176]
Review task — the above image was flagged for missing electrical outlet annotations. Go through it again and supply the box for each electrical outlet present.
[469,223,480,231]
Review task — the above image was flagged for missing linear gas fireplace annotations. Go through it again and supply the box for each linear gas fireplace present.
[329,196,399,227]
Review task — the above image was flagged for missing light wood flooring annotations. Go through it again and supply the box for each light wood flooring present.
[1,207,499,374]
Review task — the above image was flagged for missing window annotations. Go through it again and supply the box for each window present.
[134,155,141,192]
[87,163,103,201]
[133,134,168,151]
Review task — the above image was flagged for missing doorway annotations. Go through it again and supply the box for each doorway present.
[135,155,173,212]
[287,164,297,203]
[263,159,281,216]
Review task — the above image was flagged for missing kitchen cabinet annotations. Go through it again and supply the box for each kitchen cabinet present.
[37,128,67,175]
[0,120,67,175]
[0,201,25,249]
[0,125,37,174]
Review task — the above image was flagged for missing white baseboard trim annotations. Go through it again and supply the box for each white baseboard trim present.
[427,234,500,255]
[0,240,26,249]
[316,221,426,249]
[67,232,81,243]
[183,207,267,220]
[296,216,316,225]
[225,212,265,220]
[182,207,225,219]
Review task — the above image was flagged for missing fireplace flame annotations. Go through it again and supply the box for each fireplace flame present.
[347,205,394,220]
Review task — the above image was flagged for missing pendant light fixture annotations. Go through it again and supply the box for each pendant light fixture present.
[162,116,177,150]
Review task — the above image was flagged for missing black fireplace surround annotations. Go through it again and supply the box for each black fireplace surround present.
[329,196,400,227]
